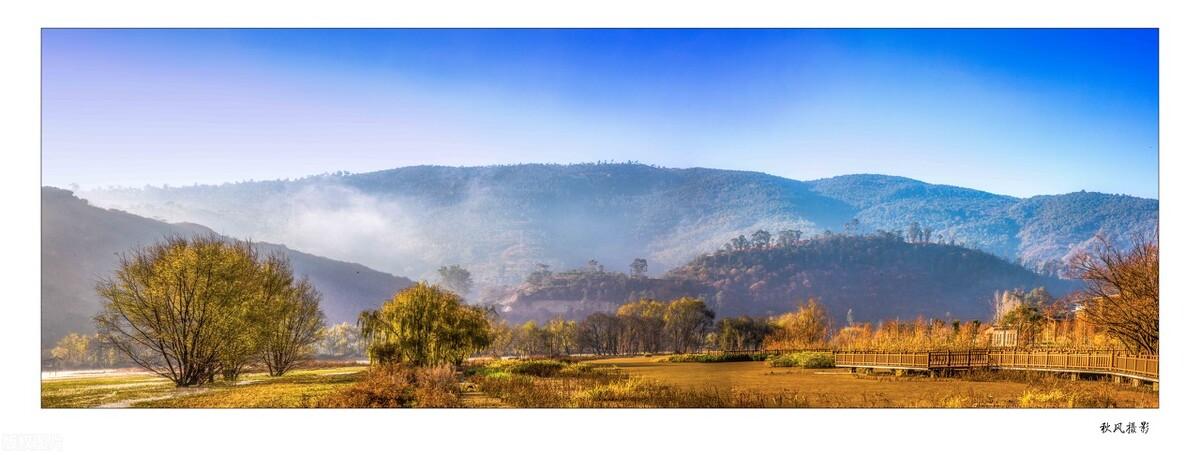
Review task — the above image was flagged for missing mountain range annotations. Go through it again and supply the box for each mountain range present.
[78,163,1159,283]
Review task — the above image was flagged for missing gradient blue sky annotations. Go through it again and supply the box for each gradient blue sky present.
[42,29,1158,198]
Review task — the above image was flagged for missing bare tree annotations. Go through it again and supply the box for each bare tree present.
[577,312,622,355]
[1070,233,1158,353]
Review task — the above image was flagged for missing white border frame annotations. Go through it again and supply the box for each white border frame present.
[4,2,1196,454]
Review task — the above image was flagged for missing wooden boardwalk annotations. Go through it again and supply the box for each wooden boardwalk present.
[833,349,1159,383]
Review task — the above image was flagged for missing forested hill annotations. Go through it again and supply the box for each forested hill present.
[666,234,1076,324]
[80,163,1157,283]
[489,233,1075,324]
[486,269,710,323]
[807,174,1158,275]
[41,187,414,349]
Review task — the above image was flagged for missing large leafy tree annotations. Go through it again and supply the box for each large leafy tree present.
[358,282,492,367]
[95,236,327,386]
[95,236,262,386]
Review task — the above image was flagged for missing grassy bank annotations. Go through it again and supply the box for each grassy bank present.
[41,373,176,408]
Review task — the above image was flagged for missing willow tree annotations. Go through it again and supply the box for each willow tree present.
[1071,234,1159,353]
[95,235,261,387]
[358,282,492,367]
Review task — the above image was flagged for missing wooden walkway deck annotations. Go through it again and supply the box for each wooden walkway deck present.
[833,349,1159,383]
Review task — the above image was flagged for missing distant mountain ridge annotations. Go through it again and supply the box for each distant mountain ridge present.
[79,163,1158,283]
[41,187,414,349]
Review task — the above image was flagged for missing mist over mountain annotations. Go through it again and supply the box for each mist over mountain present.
[41,187,414,349]
[79,163,1158,284]
[494,233,1076,324]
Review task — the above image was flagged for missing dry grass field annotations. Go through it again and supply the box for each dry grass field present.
[587,356,1158,408]
[41,356,1158,408]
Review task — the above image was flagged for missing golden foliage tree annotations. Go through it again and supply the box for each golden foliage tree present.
[663,297,715,353]
[49,333,92,368]
[259,260,326,376]
[95,236,326,386]
[765,298,831,349]
[615,299,666,353]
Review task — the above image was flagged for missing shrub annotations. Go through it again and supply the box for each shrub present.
[320,364,416,407]
[467,358,573,378]
[413,366,460,408]
[509,359,568,377]
[766,351,835,368]
[319,365,460,408]
[483,371,513,380]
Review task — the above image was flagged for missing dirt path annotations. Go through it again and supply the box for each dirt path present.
[96,378,273,408]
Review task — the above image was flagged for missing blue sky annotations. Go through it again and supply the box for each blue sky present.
[42,29,1158,198]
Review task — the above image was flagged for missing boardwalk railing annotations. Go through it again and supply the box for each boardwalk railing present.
[833,349,1158,382]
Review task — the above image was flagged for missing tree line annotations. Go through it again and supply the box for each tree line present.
[479,297,840,357]
[85,230,1156,381]
[482,297,717,356]
[719,221,951,254]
